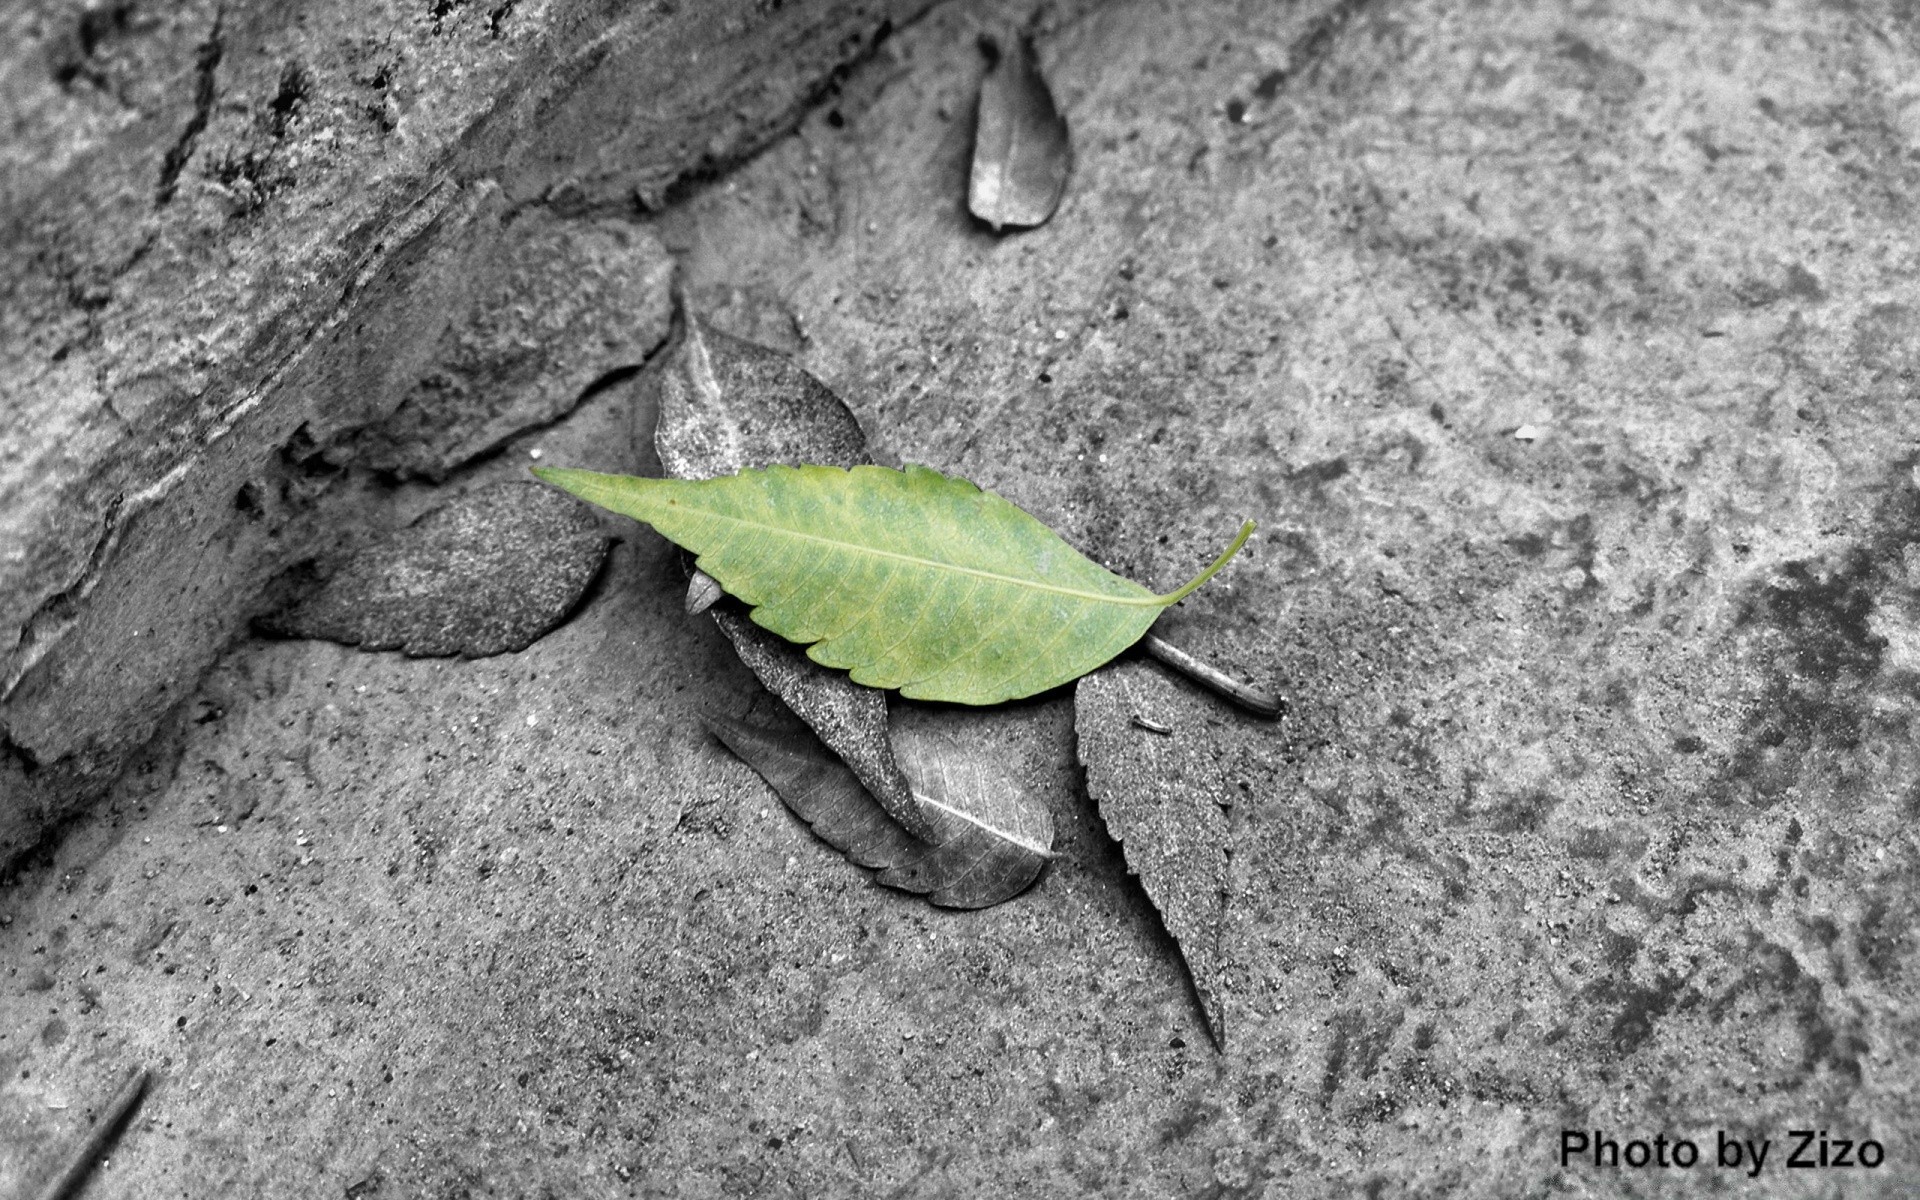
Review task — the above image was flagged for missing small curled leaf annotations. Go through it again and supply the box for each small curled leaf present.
[535,462,1251,705]
[969,32,1071,231]
[684,569,725,615]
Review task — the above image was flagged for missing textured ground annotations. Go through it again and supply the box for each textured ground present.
[8,0,1920,1195]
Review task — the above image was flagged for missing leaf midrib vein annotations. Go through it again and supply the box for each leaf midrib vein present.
[686,504,1159,607]
[912,789,1052,857]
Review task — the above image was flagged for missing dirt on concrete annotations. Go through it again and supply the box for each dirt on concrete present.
[7,0,1920,1195]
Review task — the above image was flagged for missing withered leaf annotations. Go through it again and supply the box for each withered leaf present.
[1075,660,1234,1048]
[705,700,1053,909]
[891,699,1055,868]
[652,307,868,480]
[257,481,606,657]
[969,32,1071,232]
[684,569,725,615]
[648,306,933,842]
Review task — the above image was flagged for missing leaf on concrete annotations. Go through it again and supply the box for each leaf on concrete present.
[257,481,607,657]
[645,310,934,842]
[1075,659,1234,1049]
[704,700,1052,908]
[536,462,1253,705]
[969,32,1071,232]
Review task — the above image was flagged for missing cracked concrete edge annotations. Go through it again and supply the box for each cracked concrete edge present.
[0,0,946,868]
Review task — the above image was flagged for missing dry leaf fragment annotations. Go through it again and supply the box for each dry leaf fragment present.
[684,570,725,615]
[969,32,1071,231]
[1076,661,1233,1048]
[711,605,923,829]
[256,481,606,657]
[891,700,1055,868]
[653,309,868,482]
[705,703,1052,909]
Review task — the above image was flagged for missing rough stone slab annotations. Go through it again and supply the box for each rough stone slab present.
[0,185,672,854]
[344,200,677,481]
[0,0,939,861]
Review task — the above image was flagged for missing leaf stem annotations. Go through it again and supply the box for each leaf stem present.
[1158,520,1255,605]
[1140,634,1285,718]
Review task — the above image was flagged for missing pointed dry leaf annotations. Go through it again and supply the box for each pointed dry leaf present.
[1076,660,1235,1048]
[648,311,931,841]
[705,703,1053,908]
[257,481,606,657]
[704,708,921,868]
[969,32,1071,231]
[708,603,934,833]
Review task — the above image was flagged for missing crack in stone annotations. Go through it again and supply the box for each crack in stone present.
[155,6,226,207]
[1,495,127,702]
[634,13,906,214]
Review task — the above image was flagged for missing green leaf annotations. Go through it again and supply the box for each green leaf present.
[534,461,1252,705]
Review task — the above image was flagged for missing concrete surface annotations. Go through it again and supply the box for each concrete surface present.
[7,0,1920,1195]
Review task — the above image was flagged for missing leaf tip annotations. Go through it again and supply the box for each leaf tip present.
[530,464,597,498]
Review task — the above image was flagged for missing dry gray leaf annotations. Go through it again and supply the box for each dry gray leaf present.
[257,481,606,657]
[648,306,933,841]
[652,308,868,479]
[705,702,1053,909]
[969,32,1071,232]
[1075,660,1233,1048]
[684,570,725,615]
[891,699,1055,869]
